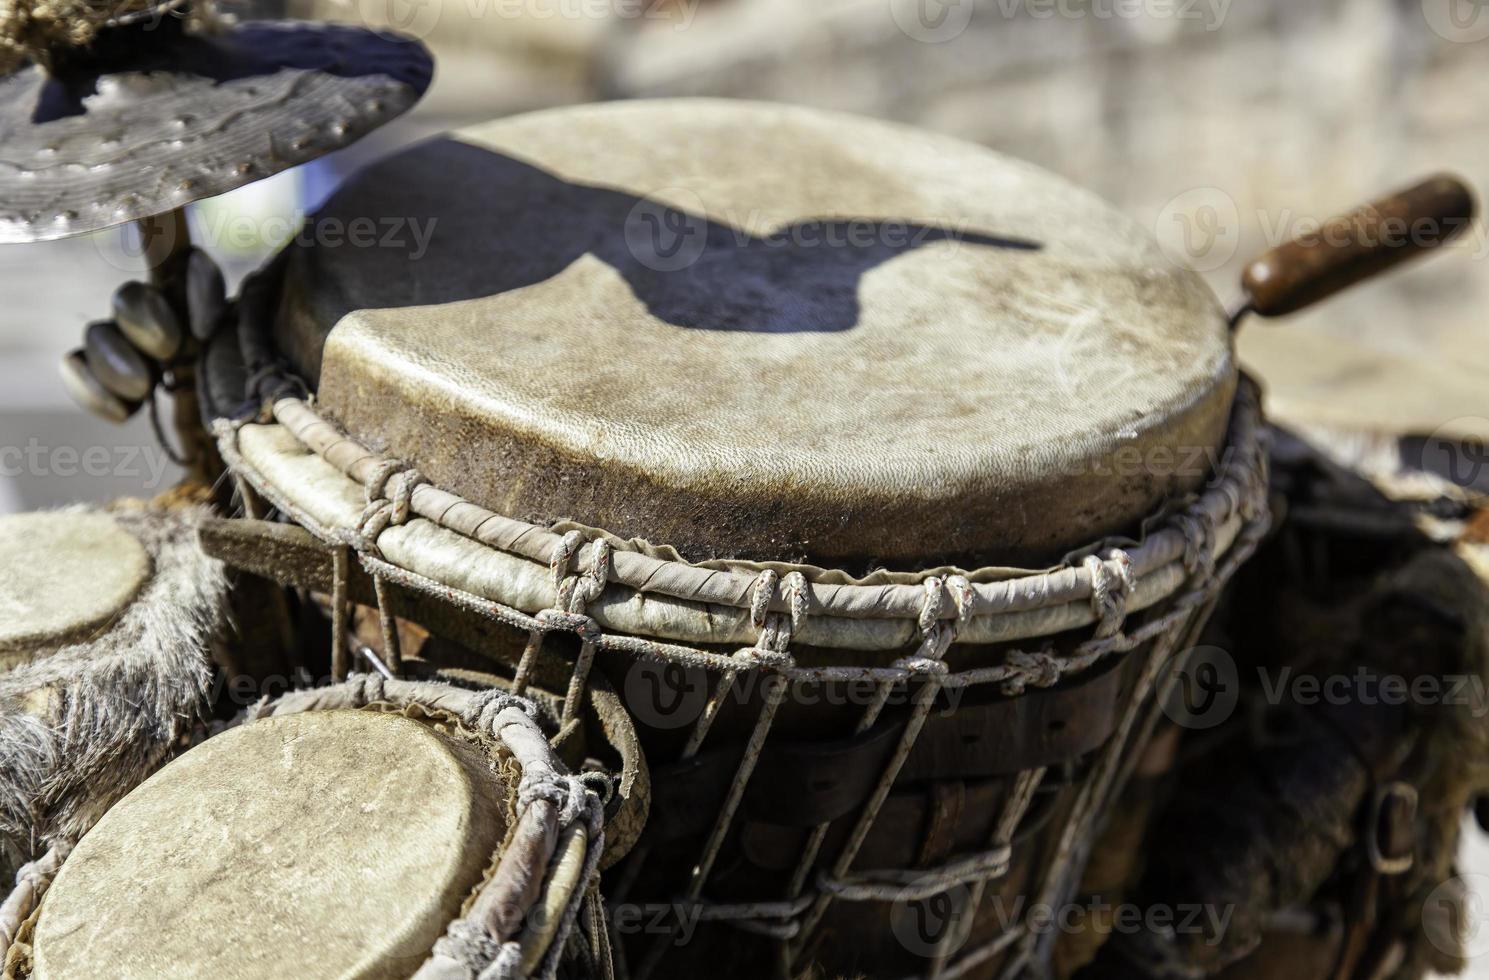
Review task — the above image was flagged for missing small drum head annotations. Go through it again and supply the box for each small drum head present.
[0,511,149,660]
[275,100,1236,569]
[0,20,432,243]
[32,710,507,980]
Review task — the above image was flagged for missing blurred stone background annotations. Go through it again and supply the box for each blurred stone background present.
[1,0,1487,971]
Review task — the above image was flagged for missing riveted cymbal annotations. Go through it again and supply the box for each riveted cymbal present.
[83,320,155,400]
[0,0,198,75]
[0,18,433,244]
[59,348,139,422]
[113,280,183,360]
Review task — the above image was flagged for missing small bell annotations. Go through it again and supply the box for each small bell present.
[186,248,227,342]
[112,280,183,361]
[59,349,139,423]
[83,320,155,402]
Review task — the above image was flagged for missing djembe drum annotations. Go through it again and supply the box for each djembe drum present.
[6,7,1472,965]
[199,100,1274,979]
[0,503,226,964]
[3,678,607,980]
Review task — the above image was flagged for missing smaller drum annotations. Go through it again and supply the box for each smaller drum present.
[3,678,607,980]
[0,504,226,876]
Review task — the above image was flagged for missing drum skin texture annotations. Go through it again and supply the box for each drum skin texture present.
[0,511,149,663]
[30,711,506,980]
[276,99,1236,570]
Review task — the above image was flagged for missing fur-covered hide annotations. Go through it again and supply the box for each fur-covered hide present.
[0,0,216,75]
[0,505,226,858]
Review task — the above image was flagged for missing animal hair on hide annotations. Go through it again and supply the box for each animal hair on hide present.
[0,0,218,75]
[0,505,226,861]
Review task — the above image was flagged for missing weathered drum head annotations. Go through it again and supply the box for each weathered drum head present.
[275,100,1236,569]
[0,19,432,243]
[32,710,507,980]
[0,510,149,659]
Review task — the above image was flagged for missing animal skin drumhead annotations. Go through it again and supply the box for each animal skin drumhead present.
[30,711,507,980]
[275,99,1236,570]
[0,510,149,659]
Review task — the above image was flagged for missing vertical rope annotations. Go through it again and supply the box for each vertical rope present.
[794,659,947,949]
[927,768,1047,978]
[511,629,544,697]
[559,539,610,725]
[233,471,263,520]
[1018,595,1213,969]
[783,680,895,901]
[792,578,960,954]
[331,546,350,682]
[372,575,403,676]
[562,640,597,727]
[607,662,742,953]
[634,654,791,980]
[0,845,69,962]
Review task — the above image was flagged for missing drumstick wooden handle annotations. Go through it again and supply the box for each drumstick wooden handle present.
[1240,175,1476,318]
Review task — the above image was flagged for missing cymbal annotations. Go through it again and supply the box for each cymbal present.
[0,18,433,243]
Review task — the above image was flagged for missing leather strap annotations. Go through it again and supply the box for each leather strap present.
[644,652,1137,843]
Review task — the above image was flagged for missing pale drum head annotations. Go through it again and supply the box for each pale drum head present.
[274,99,1236,570]
[0,511,150,666]
[31,711,508,980]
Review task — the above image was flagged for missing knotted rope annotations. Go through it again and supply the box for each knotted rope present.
[751,570,809,653]
[354,459,429,555]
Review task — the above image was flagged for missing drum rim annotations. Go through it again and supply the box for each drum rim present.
[213,377,1271,694]
[206,381,1269,979]
[5,679,606,980]
[248,679,605,980]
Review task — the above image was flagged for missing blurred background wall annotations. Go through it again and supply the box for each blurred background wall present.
[1,2,1487,972]
[5,0,1487,512]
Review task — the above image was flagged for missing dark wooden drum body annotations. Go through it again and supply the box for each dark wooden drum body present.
[201,99,1271,979]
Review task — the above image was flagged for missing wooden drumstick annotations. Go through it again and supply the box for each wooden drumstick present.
[1233,174,1476,325]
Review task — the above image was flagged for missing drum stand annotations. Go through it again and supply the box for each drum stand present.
[136,208,224,488]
